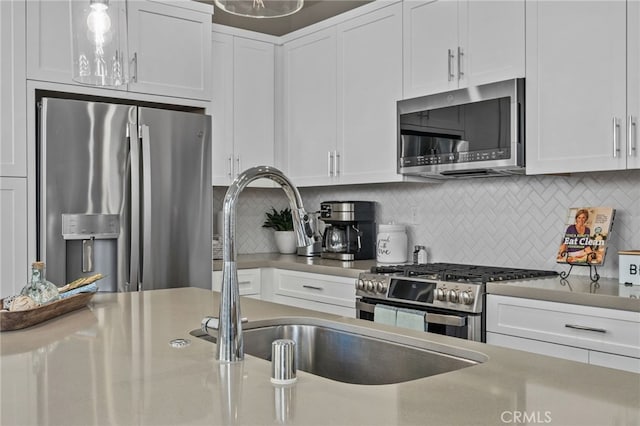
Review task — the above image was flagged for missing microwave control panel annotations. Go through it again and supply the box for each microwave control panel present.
[401,148,510,166]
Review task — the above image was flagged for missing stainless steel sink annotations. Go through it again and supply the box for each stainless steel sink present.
[190,317,486,385]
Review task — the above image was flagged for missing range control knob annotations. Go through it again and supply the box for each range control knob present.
[357,279,365,290]
[435,288,447,301]
[376,281,387,293]
[447,289,459,303]
[460,291,474,305]
[366,280,375,292]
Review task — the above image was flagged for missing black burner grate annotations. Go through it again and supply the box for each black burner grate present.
[370,262,558,283]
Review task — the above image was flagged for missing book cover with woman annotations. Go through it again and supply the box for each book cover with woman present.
[556,207,615,265]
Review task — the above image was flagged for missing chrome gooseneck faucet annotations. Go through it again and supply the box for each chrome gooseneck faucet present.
[216,166,315,362]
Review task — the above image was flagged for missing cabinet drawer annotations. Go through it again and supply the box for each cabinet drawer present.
[487,331,589,363]
[274,270,355,308]
[212,268,261,296]
[486,295,640,358]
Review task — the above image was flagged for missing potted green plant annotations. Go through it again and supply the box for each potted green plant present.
[263,208,296,254]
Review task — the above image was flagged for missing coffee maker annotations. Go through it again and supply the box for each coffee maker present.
[320,201,376,261]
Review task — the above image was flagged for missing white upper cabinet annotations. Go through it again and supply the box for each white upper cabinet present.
[403,0,525,99]
[211,31,275,185]
[1,0,26,178]
[26,0,212,101]
[283,27,338,186]
[127,1,212,100]
[26,0,75,86]
[283,2,403,186]
[627,1,640,170]
[337,2,404,185]
[525,1,638,174]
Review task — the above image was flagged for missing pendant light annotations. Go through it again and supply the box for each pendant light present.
[70,0,128,86]
[214,0,304,19]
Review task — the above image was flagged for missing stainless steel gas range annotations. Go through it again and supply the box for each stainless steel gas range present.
[356,263,558,342]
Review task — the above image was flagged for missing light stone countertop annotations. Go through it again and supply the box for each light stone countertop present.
[213,252,377,278]
[218,254,640,311]
[1,288,639,426]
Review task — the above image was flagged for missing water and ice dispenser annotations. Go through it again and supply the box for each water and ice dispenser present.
[62,214,119,292]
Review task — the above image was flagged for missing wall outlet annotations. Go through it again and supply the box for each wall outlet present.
[411,206,420,225]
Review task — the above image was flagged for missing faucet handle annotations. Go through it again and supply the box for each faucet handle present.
[201,316,248,336]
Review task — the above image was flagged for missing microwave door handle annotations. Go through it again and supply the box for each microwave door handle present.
[128,123,141,291]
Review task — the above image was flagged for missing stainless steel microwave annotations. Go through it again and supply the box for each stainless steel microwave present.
[397,78,525,178]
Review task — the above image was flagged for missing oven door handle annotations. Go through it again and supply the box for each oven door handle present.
[425,313,467,327]
[356,299,376,314]
[358,300,467,328]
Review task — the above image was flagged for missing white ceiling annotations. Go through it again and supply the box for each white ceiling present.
[201,1,373,36]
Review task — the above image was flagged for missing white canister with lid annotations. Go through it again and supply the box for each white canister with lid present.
[377,224,408,264]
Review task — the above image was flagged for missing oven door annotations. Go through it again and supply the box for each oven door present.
[356,298,482,342]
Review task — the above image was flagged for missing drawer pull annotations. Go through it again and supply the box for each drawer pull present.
[565,324,607,333]
[302,285,324,291]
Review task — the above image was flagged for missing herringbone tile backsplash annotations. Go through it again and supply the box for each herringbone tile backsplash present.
[213,169,640,278]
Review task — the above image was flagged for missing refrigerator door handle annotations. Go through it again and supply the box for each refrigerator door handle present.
[140,124,153,291]
[128,123,141,291]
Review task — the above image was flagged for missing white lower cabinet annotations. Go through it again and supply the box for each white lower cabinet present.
[212,268,261,299]
[262,269,356,317]
[486,294,640,373]
[0,178,28,299]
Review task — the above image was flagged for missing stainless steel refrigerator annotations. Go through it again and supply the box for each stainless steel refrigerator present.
[38,97,212,292]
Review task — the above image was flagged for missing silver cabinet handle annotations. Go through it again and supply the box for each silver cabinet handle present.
[227,157,233,178]
[565,324,607,333]
[457,46,464,80]
[629,116,637,157]
[447,48,454,82]
[328,151,334,177]
[613,117,621,158]
[302,285,323,291]
[131,52,138,83]
[334,150,340,176]
[236,156,241,176]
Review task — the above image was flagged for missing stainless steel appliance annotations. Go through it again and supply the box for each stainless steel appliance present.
[356,263,558,341]
[38,97,212,292]
[320,201,376,261]
[397,78,525,178]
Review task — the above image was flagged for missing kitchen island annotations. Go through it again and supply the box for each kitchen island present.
[1,288,639,425]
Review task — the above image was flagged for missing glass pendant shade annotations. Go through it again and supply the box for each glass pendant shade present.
[214,0,304,18]
[70,0,128,86]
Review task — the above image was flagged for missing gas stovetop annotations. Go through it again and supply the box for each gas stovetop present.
[370,262,558,283]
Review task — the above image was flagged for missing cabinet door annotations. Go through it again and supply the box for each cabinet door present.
[1,0,26,177]
[486,332,590,363]
[127,1,212,100]
[589,350,640,374]
[233,37,275,175]
[337,3,403,185]
[525,1,627,174]
[461,0,525,87]
[403,0,458,98]
[0,178,28,298]
[211,32,235,185]
[283,28,337,186]
[628,1,640,169]
[25,0,74,84]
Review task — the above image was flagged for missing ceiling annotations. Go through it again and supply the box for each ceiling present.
[200,1,373,36]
